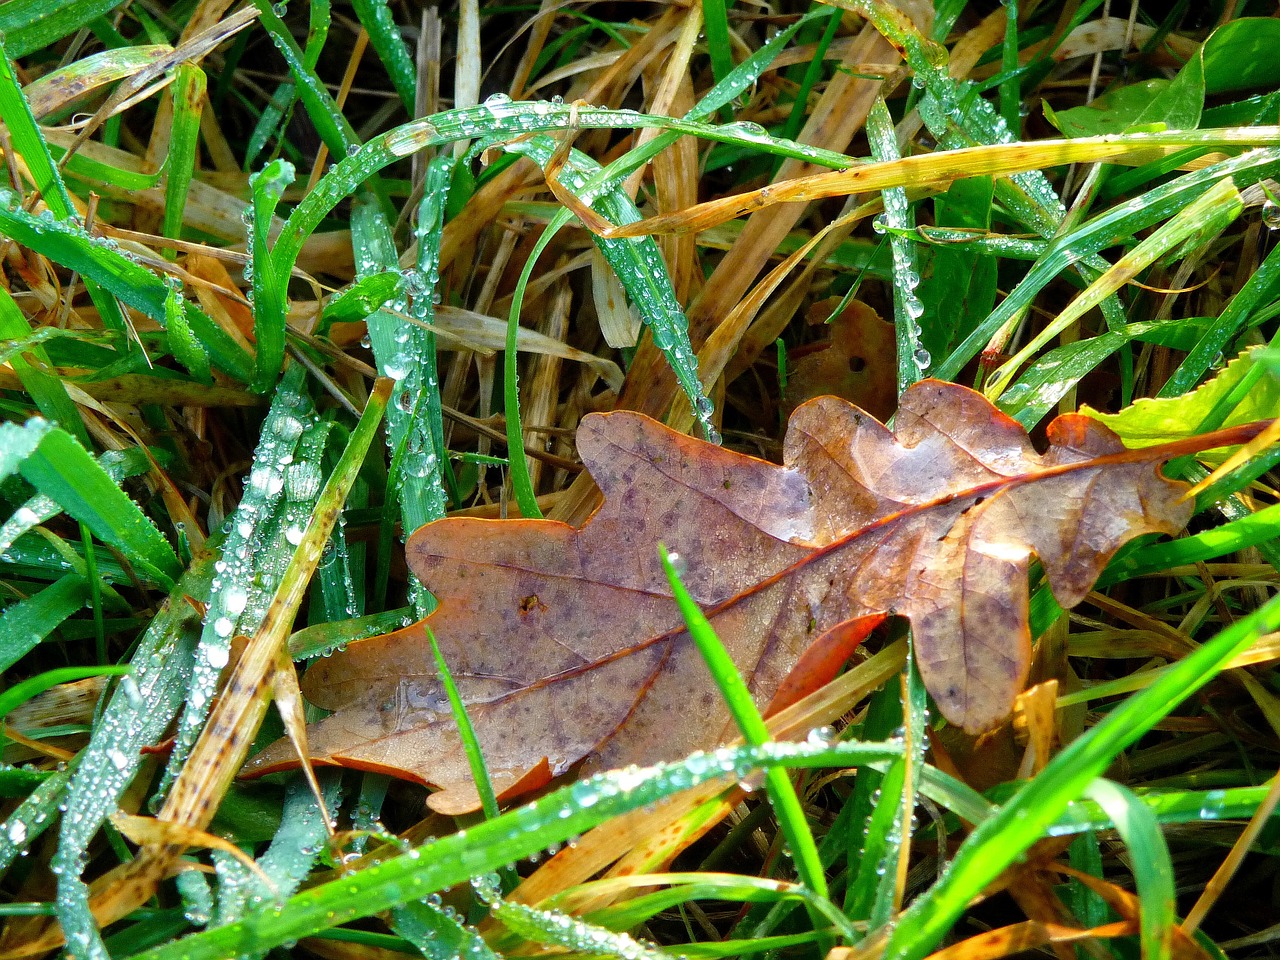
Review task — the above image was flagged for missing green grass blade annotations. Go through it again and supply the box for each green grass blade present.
[1082,779,1175,960]
[429,629,503,824]
[0,201,254,382]
[660,548,828,903]
[0,574,90,672]
[392,900,500,960]
[51,548,212,959]
[161,64,205,257]
[935,148,1280,381]
[0,766,72,871]
[17,425,181,589]
[886,595,1280,960]
[133,740,903,960]
[217,773,343,921]
[248,159,295,392]
[0,0,124,58]
[350,0,415,114]
[866,98,928,389]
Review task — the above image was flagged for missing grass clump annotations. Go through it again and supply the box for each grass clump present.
[3,2,1280,959]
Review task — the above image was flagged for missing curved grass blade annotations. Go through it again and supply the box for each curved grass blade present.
[504,135,718,442]
[248,160,295,392]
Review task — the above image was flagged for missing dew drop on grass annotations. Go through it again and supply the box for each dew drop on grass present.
[1264,200,1280,230]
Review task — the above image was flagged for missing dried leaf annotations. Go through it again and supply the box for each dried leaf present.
[247,380,1213,813]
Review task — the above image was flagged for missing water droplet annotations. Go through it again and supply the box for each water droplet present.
[1264,199,1280,230]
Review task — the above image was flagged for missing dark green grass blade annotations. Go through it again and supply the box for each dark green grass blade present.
[16,425,181,589]
[0,574,90,671]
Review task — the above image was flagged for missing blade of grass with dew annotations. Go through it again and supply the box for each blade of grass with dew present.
[866,98,928,389]
[503,135,718,442]
[0,574,90,672]
[15,424,181,589]
[473,873,669,960]
[163,280,212,383]
[134,740,904,960]
[0,766,73,872]
[248,0,394,219]
[0,201,254,382]
[0,287,88,450]
[998,321,1180,428]
[351,0,415,114]
[288,608,413,660]
[660,548,827,902]
[987,177,1244,401]
[216,772,344,922]
[244,81,298,171]
[1083,779,1176,960]
[392,899,501,960]
[885,595,1280,960]
[48,547,212,960]
[248,159,295,392]
[267,102,852,288]
[160,64,204,257]
[153,366,318,798]
[354,163,450,614]
[934,147,1280,381]
[1,446,164,560]
[29,381,396,959]
[1162,237,1280,399]
[0,37,132,343]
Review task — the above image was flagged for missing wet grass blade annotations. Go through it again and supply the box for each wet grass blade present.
[132,740,904,960]
[351,0,415,113]
[866,98,928,389]
[0,574,91,672]
[16,424,181,589]
[160,64,205,256]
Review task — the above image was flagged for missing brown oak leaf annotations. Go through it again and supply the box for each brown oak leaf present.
[246,380,1202,813]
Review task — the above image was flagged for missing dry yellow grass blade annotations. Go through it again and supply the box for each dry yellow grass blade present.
[588,129,1280,240]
